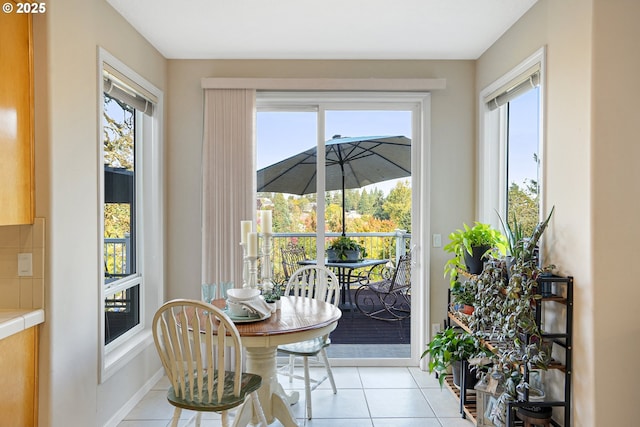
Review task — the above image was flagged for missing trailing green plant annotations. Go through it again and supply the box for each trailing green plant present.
[465,208,558,424]
[421,327,491,387]
[443,222,507,285]
[327,236,368,260]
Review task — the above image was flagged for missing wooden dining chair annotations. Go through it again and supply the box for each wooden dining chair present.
[277,265,340,419]
[152,299,267,427]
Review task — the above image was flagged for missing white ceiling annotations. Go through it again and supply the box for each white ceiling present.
[107,0,537,60]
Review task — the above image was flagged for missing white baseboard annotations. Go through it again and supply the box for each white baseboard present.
[102,368,165,427]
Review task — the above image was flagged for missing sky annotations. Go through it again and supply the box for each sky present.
[256,93,539,197]
[506,88,540,190]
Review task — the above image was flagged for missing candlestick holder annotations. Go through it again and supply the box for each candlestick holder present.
[260,232,274,292]
[240,242,249,288]
[244,255,259,289]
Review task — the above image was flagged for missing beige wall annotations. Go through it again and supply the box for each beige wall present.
[165,59,476,335]
[590,0,640,426]
[478,0,640,424]
[33,1,166,425]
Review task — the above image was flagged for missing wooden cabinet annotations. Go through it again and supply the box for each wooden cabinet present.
[0,326,39,427]
[0,5,34,225]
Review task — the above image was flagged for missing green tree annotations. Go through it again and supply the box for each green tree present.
[383,180,412,232]
[344,188,360,211]
[103,96,134,170]
[103,95,134,241]
[272,193,292,232]
[358,189,375,215]
[507,182,538,236]
[371,188,388,220]
[325,204,343,232]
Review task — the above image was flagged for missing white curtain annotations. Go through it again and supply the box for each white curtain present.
[202,89,256,286]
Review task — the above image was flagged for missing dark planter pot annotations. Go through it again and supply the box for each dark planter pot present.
[463,245,490,274]
[345,250,361,261]
[505,255,515,279]
[452,360,478,390]
[327,249,338,262]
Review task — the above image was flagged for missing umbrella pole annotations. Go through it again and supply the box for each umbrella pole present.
[341,188,346,236]
[341,167,346,236]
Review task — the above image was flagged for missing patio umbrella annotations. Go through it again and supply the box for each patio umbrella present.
[257,135,411,235]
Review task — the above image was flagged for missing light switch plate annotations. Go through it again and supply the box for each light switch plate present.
[18,253,32,277]
[432,234,442,247]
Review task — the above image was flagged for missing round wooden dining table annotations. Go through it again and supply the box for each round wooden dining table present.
[211,296,342,427]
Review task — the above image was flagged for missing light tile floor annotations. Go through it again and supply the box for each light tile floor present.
[117,366,474,427]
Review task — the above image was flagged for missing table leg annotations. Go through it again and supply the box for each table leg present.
[233,346,300,427]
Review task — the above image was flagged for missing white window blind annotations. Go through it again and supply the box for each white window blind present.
[103,64,156,116]
[485,64,540,111]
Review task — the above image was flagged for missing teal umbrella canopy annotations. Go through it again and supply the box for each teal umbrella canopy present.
[257,135,411,234]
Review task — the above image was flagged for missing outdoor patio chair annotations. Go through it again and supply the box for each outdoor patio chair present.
[152,299,267,427]
[354,252,412,321]
[277,265,340,419]
[280,242,308,282]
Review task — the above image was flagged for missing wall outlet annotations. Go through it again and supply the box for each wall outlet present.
[18,253,33,277]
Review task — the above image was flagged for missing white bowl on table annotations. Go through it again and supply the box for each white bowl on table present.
[226,288,260,302]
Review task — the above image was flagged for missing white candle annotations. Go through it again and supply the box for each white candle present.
[240,220,252,244]
[261,210,272,234]
[247,232,258,257]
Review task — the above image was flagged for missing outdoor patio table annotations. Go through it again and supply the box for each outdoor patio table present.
[298,259,388,311]
[207,296,342,427]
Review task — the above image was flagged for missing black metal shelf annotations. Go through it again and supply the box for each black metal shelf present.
[445,275,573,427]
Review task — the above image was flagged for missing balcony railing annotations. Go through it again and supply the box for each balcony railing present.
[103,231,411,286]
[104,234,130,283]
[270,230,411,284]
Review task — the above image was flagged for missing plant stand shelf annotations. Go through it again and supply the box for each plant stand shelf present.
[443,374,478,424]
[443,275,573,426]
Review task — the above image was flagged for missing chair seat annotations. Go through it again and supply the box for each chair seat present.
[167,371,263,412]
[278,337,330,356]
[367,279,392,293]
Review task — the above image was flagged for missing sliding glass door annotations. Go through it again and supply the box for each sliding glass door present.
[257,94,418,363]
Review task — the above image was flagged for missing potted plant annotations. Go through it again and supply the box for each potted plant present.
[498,206,555,275]
[421,327,490,388]
[443,222,507,284]
[327,236,368,262]
[261,283,282,304]
[470,208,557,425]
[450,281,476,315]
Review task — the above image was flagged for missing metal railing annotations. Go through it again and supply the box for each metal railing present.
[270,230,411,284]
[104,234,130,281]
[103,231,411,286]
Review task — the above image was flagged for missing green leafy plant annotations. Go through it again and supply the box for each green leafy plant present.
[327,236,368,260]
[451,281,476,306]
[421,327,490,387]
[261,283,283,303]
[467,208,557,424]
[498,206,555,262]
[443,222,507,285]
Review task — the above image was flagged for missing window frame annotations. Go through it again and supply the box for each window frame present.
[478,47,546,227]
[98,48,164,382]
